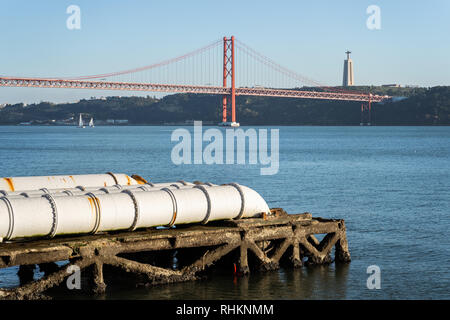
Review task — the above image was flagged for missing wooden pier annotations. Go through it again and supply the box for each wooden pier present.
[0,209,350,299]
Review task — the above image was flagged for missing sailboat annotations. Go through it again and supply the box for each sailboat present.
[88,118,95,128]
[78,114,85,128]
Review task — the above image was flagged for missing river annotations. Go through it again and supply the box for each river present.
[0,125,449,299]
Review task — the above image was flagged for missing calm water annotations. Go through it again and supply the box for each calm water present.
[0,125,449,299]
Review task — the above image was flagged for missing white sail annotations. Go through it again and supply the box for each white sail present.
[89,118,94,127]
[78,114,85,128]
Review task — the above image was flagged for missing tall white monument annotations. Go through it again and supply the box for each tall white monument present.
[342,50,354,87]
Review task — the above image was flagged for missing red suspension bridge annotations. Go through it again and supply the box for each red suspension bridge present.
[0,36,390,126]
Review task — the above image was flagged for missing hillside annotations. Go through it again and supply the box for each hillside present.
[0,86,449,125]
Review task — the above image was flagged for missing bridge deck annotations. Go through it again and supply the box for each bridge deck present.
[0,77,388,102]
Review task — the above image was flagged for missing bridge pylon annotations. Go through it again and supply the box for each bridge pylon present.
[360,94,372,126]
[219,36,239,127]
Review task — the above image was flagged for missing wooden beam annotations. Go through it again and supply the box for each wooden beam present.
[102,255,182,279]
[271,238,292,263]
[92,260,106,294]
[0,258,91,300]
[182,242,240,273]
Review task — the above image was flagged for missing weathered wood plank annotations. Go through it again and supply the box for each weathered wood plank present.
[0,258,92,300]
[182,242,240,273]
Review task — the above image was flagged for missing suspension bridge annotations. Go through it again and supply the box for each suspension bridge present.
[0,36,390,126]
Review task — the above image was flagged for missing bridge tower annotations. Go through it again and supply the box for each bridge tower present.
[360,95,372,126]
[219,36,239,127]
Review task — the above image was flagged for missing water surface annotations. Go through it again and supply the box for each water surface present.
[0,125,449,299]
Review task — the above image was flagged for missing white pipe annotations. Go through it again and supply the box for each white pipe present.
[129,189,175,229]
[1,181,196,198]
[199,184,242,222]
[239,185,272,218]
[0,173,138,194]
[0,184,270,241]
[93,192,136,232]
[0,196,54,239]
[170,187,210,225]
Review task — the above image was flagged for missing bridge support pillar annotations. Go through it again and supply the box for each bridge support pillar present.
[222,37,228,123]
[219,36,239,127]
[360,96,372,126]
[231,36,236,124]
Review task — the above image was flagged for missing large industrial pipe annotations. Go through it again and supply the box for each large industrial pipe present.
[0,173,138,193]
[1,181,197,198]
[0,184,270,242]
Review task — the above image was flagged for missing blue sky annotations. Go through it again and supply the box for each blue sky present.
[0,0,449,103]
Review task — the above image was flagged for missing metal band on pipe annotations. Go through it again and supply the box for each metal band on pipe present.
[122,190,140,231]
[42,194,58,238]
[86,193,101,235]
[62,190,73,196]
[177,180,188,186]
[162,188,177,227]
[145,182,155,187]
[76,186,86,191]
[39,188,50,194]
[106,172,119,185]
[99,188,110,194]
[227,183,245,220]
[0,190,8,196]
[20,192,30,198]
[193,185,211,224]
[170,184,181,189]
[0,197,14,240]
[137,185,151,191]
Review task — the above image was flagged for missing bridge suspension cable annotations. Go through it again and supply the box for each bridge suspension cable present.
[0,36,389,124]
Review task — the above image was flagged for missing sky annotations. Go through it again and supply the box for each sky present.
[0,0,449,104]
